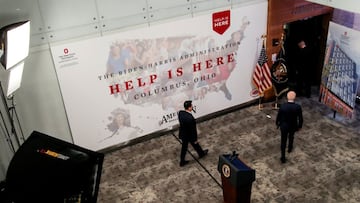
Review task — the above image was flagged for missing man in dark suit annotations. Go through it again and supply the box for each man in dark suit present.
[178,100,208,167]
[294,39,313,98]
[276,91,303,163]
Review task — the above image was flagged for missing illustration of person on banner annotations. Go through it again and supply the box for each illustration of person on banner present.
[99,107,142,145]
[271,34,289,99]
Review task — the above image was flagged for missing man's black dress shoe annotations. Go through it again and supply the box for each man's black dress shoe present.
[180,160,189,167]
[199,149,208,159]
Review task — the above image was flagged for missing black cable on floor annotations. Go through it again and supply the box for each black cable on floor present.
[171,132,223,189]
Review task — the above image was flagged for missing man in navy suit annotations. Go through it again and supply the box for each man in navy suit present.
[276,91,303,163]
[178,100,208,167]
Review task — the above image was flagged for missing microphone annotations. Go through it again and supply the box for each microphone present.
[192,106,196,113]
[230,151,238,161]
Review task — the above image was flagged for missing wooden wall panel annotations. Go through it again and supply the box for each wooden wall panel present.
[267,0,333,61]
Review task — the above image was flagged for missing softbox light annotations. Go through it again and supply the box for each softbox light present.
[6,61,24,97]
[0,20,30,70]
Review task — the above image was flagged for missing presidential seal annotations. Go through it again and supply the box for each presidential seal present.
[221,164,231,178]
[271,58,288,84]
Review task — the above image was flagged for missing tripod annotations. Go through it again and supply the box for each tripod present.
[0,108,15,153]
[7,95,25,143]
[0,82,25,153]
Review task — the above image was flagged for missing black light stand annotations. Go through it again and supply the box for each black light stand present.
[0,82,23,151]
[0,107,15,153]
[7,95,25,143]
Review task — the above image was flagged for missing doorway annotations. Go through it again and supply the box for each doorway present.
[283,14,331,95]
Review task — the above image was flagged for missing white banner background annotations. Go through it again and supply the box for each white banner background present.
[50,2,268,151]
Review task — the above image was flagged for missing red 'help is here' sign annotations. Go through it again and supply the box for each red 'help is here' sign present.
[212,10,230,35]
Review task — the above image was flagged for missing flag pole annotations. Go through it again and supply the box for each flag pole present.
[261,34,267,45]
[253,34,269,111]
[258,35,266,110]
[258,96,263,110]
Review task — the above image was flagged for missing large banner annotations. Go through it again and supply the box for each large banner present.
[50,2,267,151]
[320,22,360,118]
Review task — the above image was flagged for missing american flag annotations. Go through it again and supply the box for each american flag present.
[253,44,272,95]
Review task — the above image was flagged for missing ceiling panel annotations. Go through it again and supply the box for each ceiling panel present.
[1,0,268,47]
[148,5,192,23]
[46,23,101,43]
[38,0,99,31]
[100,14,149,32]
[147,0,191,10]
[192,0,231,14]
[231,0,267,8]
[96,0,148,20]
